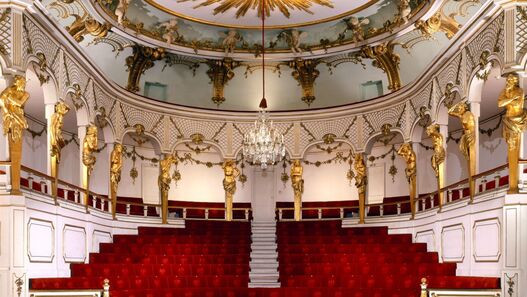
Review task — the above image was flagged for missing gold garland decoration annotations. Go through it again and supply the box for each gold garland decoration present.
[367,145,398,182]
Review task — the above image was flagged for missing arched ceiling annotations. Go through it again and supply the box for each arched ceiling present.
[41,0,484,111]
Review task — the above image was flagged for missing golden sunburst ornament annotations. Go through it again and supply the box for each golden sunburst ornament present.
[177,0,334,18]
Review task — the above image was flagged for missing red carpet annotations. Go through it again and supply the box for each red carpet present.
[30,220,500,296]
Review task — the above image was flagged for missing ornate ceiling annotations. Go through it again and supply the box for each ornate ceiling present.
[40,0,484,111]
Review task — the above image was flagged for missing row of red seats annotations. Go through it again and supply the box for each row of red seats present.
[112,235,250,244]
[280,252,439,264]
[99,243,250,255]
[278,243,426,254]
[32,275,249,290]
[280,262,456,276]
[89,253,249,265]
[277,235,412,244]
[71,263,249,277]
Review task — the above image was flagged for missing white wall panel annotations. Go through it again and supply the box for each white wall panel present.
[62,225,86,263]
[92,230,112,253]
[415,229,436,252]
[441,224,465,263]
[27,219,54,263]
[473,218,501,262]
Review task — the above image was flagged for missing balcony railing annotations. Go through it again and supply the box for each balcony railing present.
[19,166,251,222]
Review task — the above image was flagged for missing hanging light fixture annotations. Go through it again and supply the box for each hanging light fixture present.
[242,0,285,169]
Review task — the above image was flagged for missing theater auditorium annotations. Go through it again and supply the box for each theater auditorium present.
[0,0,525,295]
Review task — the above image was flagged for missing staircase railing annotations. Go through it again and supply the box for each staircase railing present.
[419,278,501,297]
[30,279,110,297]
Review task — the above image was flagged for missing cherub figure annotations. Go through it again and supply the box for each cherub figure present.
[159,19,179,44]
[396,0,411,24]
[341,16,370,43]
[289,29,307,54]
[222,29,240,56]
[115,0,131,25]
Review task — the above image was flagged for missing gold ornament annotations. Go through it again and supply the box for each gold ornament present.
[360,42,401,91]
[498,73,526,194]
[110,143,123,219]
[0,75,29,195]
[448,101,476,201]
[290,159,304,221]
[289,58,320,106]
[222,160,240,221]
[353,153,367,224]
[397,143,416,219]
[125,45,166,92]
[159,154,177,223]
[50,101,70,199]
[176,0,334,19]
[0,75,29,143]
[426,124,445,209]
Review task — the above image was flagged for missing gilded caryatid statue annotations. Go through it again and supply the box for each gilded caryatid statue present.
[498,73,526,194]
[159,154,177,224]
[448,101,476,201]
[397,143,417,219]
[110,143,123,220]
[50,101,70,199]
[82,125,98,209]
[0,75,30,195]
[222,160,240,221]
[426,124,446,209]
[82,125,98,176]
[354,154,367,224]
[290,159,304,221]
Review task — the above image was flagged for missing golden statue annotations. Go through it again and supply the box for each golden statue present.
[159,154,177,224]
[222,160,240,221]
[82,125,98,209]
[498,73,526,194]
[110,143,123,220]
[290,159,304,221]
[426,124,445,209]
[354,154,367,224]
[50,101,70,199]
[448,101,476,201]
[82,125,98,176]
[0,75,30,195]
[397,143,417,219]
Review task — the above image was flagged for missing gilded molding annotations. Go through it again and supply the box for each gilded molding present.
[289,58,320,106]
[415,12,460,39]
[205,58,240,106]
[360,42,401,91]
[125,45,166,92]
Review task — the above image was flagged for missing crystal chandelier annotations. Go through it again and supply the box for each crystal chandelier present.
[242,0,285,169]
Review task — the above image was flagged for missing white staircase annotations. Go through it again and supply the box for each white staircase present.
[248,221,280,288]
